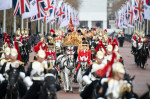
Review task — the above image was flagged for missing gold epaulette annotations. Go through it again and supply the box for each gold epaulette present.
[18,60,24,65]
[43,62,53,72]
[0,58,4,60]
[0,51,4,53]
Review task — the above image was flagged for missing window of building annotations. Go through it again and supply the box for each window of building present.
[79,21,88,28]
[92,21,103,28]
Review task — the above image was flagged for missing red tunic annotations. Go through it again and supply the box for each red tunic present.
[75,49,91,71]
[13,36,23,60]
[46,51,56,60]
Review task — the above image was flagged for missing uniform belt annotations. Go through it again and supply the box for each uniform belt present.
[32,77,44,81]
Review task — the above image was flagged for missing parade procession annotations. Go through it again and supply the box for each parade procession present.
[0,0,150,99]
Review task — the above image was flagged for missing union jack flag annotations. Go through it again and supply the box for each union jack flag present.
[134,0,144,24]
[44,0,54,22]
[13,0,30,16]
[115,12,119,28]
[56,1,65,26]
[127,0,135,28]
[31,0,46,21]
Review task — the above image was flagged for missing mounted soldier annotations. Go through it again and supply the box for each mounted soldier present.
[80,51,116,99]
[97,62,131,99]
[0,48,27,98]
[23,49,54,99]
[13,28,23,60]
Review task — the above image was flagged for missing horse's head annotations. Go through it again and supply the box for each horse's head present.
[43,74,57,99]
[124,73,135,83]
[7,65,20,91]
[55,42,61,54]
[81,62,87,72]
[122,73,138,98]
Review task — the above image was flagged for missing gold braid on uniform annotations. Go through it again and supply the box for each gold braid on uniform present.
[43,61,53,73]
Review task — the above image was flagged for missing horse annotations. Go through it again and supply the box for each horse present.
[89,40,97,61]
[4,66,20,99]
[122,73,138,99]
[57,46,75,92]
[138,42,149,69]
[77,60,88,92]
[55,41,62,57]
[38,73,57,99]
[140,84,150,99]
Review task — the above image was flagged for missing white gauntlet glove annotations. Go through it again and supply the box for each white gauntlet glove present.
[0,74,5,82]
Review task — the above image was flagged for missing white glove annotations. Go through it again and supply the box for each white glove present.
[24,76,33,87]
[83,75,92,85]
[84,56,88,61]
[19,72,25,79]
[80,56,83,61]
[0,74,5,82]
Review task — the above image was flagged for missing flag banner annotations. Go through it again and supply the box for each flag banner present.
[144,0,150,20]
[134,0,144,24]
[60,3,68,27]
[13,0,30,16]
[127,0,135,28]
[55,1,64,26]
[67,5,71,25]
[0,0,12,10]
[31,0,46,21]
[44,0,55,23]
[22,0,38,19]
[115,11,119,28]
[122,5,127,28]
[118,9,123,29]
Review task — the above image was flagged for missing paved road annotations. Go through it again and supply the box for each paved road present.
[26,41,150,99]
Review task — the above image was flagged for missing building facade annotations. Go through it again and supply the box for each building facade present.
[107,0,120,29]
[79,0,107,29]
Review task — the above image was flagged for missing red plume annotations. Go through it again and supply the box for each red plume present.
[96,51,116,78]
[50,29,55,34]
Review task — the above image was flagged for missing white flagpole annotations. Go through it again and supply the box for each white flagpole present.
[45,22,47,35]
[14,16,16,33]
[38,20,40,33]
[21,15,24,29]
[147,19,149,35]
[3,10,6,32]
[140,23,142,33]
[49,22,51,32]
[26,19,28,29]
[55,21,56,32]
[41,21,43,34]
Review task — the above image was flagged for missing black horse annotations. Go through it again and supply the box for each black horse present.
[4,66,20,99]
[122,73,138,99]
[38,74,57,99]
[140,84,150,99]
[138,42,149,69]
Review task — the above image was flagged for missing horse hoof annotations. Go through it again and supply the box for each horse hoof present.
[70,91,73,93]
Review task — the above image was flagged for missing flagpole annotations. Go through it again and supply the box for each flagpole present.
[14,16,16,33]
[41,21,43,34]
[147,19,149,35]
[55,21,56,32]
[3,10,6,32]
[38,20,40,33]
[45,22,47,35]
[21,15,24,29]
[26,19,28,29]
[49,22,51,33]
